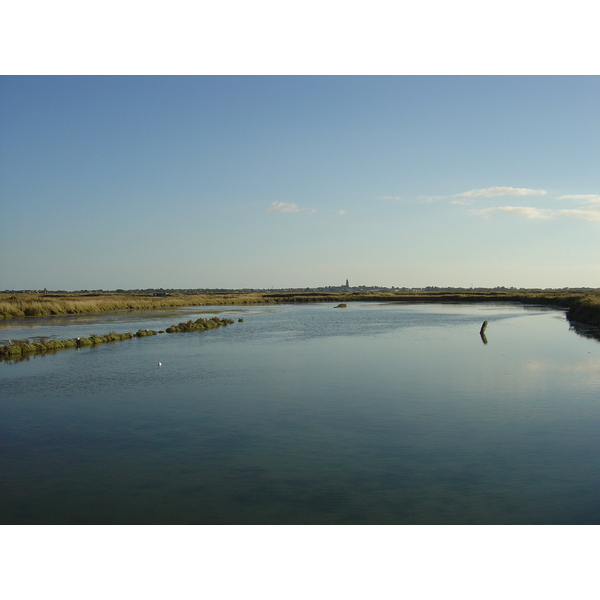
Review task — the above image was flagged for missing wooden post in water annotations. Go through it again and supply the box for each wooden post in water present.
[479,320,488,344]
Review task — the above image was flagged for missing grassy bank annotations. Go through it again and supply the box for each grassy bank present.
[262,289,600,327]
[262,289,594,308]
[0,316,235,362]
[0,292,268,319]
[566,295,600,326]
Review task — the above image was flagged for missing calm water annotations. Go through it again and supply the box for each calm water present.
[2,302,600,524]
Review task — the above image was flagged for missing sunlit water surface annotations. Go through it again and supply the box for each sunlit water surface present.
[2,302,600,524]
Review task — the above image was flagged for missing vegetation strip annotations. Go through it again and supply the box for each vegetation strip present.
[3,290,600,326]
[0,292,267,319]
[165,316,235,333]
[0,317,235,362]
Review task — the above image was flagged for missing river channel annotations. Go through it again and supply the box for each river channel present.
[1,302,599,524]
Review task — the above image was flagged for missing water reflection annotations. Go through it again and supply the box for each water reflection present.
[569,320,600,342]
[1,352,59,365]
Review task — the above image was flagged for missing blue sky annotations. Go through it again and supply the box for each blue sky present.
[1,75,599,290]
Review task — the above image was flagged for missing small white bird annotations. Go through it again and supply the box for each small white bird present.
[158,362,162,367]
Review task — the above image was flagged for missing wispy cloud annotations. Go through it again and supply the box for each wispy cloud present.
[337,209,347,215]
[411,185,600,224]
[379,195,402,201]
[472,204,600,222]
[473,206,553,220]
[558,194,600,204]
[266,201,301,213]
[557,206,600,221]
[416,187,547,206]
[266,201,314,214]
[454,186,548,199]
[419,195,447,203]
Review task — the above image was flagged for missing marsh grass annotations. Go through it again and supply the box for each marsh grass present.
[0,292,269,319]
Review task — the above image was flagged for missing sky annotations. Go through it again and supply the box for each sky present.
[1,75,599,291]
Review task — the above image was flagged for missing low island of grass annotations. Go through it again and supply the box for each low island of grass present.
[0,316,236,362]
[166,316,235,333]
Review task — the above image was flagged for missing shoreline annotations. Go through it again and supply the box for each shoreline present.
[1,290,600,329]
[3,294,599,362]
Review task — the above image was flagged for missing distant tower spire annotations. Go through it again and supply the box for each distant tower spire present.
[345,279,349,288]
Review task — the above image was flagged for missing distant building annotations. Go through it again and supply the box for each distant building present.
[345,279,349,288]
